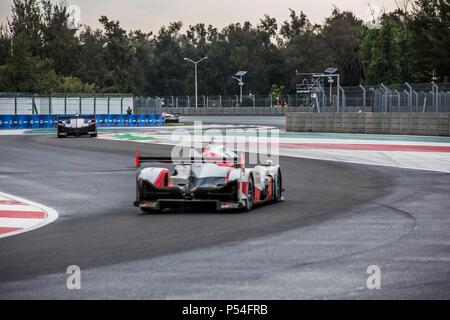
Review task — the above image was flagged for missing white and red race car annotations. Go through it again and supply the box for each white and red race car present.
[133,144,283,212]
[161,112,179,123]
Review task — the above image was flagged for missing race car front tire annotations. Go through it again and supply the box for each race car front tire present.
[245,175,255,211]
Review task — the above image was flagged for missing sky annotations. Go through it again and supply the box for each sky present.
[0,0,399,32]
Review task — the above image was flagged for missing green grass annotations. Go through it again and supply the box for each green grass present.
[164,123,191,126]
[112,134,158,140]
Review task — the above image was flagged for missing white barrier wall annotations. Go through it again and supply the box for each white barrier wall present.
[0,98,37,115]
[0,97,134,115]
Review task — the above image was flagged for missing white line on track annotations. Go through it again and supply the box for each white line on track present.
[0,204,48,212]
[0,192,58,239]
[0,217,45,228]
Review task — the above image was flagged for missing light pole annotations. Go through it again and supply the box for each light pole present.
[184,56,208,108]
[324,67,338,106]
[9,25,14,57]
[232,71,247,104]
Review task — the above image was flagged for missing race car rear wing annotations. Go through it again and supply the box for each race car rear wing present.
[57,115,97,120]
[135,150,241,167]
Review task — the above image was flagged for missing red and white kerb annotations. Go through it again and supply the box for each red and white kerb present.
[0,195,48,237]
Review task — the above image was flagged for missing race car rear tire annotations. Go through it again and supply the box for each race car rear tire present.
[275,169,282,201]
[245,175,255,211]
[57,133,65,138]
[90,133,97,137]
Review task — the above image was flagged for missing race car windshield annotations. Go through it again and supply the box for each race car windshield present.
[190,176,226,189]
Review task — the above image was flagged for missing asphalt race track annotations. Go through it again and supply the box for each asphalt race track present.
[0,122,449,299]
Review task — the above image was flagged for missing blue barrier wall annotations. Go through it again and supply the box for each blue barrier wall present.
[0,114,165,129]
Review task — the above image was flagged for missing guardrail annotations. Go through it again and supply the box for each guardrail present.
[0,114,165,130]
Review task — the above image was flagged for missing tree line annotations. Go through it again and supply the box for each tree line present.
[0,0,448,96]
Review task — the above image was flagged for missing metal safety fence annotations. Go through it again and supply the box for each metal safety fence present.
[1,82,449,116]
[156,82,450,112]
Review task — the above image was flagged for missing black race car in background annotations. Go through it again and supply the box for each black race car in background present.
[57,115,97,138]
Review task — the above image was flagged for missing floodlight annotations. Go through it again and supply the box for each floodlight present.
[233,71,247,103]
[325,67,338,74]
